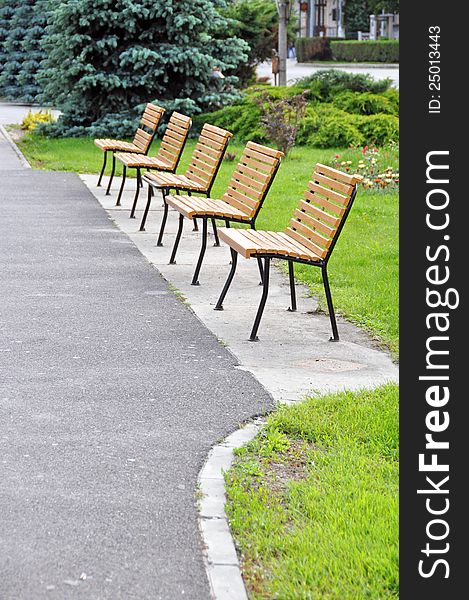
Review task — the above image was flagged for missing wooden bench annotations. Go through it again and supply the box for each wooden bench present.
[214,163,362,341]
[139,124,233,236]
[164,142,283,286]
[113,112,192,212]
[94,103,165,195]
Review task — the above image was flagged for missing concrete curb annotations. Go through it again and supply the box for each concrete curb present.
[0,124,31,168]
[198,419,265,600]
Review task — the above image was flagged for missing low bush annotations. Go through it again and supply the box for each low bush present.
[192,72,398,149]
[356,113,399,146]
[21,109,56,132]
[332,90,398,115]
[331,40,399,63]
[295,68,392,98]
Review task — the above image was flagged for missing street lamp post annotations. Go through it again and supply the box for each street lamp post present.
[276,1,292,86]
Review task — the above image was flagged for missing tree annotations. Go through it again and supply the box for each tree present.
[0,0,48,102]
[39,0,249,137]
[345,1,399,36]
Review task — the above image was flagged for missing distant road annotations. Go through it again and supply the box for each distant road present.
[257,57,399,88]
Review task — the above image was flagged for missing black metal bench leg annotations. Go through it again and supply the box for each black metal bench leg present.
[116,165,126,206]
[140,184,154,231]
[157,191,169,245]
[130,168,142,214]
[215,248,238,310]
[191,218,208,286]
[211,219,220,246]
[250,258,271,341]
[322,265,339,341]
[170,213,184,264]
[105,153,116,195]
[193,217,199,232]
[97,151,107,187]
[288,261,297,312]
[257,258,264,285]
[131,170,146,219]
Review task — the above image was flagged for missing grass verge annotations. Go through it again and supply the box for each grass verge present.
[17,133,398,355]
[225,384,399,599]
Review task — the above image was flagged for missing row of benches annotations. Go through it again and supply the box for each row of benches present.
[94,103,362,342]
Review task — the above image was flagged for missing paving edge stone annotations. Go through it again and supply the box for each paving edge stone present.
[0,124,31,168]
[198,418,265,600]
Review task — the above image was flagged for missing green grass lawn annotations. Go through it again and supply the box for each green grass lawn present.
[18,133,398,355]
[225,384,399,599]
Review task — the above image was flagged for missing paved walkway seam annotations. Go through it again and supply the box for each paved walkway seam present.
[198,419,265,600]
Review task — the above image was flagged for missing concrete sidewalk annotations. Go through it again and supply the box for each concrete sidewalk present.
[0,148,273,597]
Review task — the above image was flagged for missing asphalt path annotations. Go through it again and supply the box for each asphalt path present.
[0,167,273,599]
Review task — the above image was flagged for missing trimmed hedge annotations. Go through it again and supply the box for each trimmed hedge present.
[295,37,332,62]
[330,40,399,63]
[295,38,399,63]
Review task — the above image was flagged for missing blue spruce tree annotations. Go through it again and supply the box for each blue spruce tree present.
[40,0,249,136]
[0,0,47,102]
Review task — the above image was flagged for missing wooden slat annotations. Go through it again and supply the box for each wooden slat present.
[237,163,271,183]
[241,156,276,175]
[193,144,219,161]
[228,178,263,201]
[224,187,258,210]
[164,128,185,143]
[198,134,225,151]
[315,163,358,185]
[141,116,157,129]
[188,163,214,181]
[313,172,354,196]
[258,231,291,256]
[200,129,227,146]
[246,141,284,160]
[297,200,340,228]
[231,170,267,192]
[289,219,331,250]
[277,232,315,260]
[166,122,190,136]
[293,209,335,238]
[217,228,260,258]
[221,192,254,216]
[308,181,349,206]
[157,148,177,163]
[193,149,218,167]
[286,228,326,259]
[245,147,278,166]
[304,189,345,217]
[203,124,233,139]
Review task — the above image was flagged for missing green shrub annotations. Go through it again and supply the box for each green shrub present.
[295,68,392,98]
[331,40,399,63]
[355,114,399,145]
[332,90,398,115]
[312,116,364,148]
[295,36,332,62]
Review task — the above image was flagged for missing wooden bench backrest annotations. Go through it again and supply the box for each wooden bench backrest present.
[185,124,233,192]
[155,112,192,170]
[132,103,165,152]
[286,163,362,260]
[221,142,283,219]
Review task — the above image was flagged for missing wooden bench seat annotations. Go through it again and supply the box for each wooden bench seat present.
[113,112,192,211]
[94,102,165,194]
[214,163,362,342]
[161,142,283,286]
[166,195,250,221]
